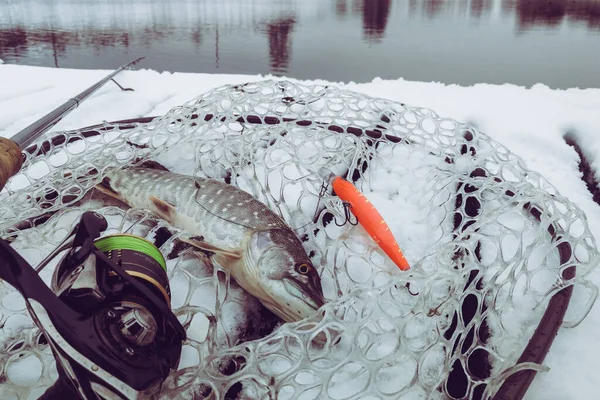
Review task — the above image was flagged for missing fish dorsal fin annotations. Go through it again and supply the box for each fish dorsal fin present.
[138,160,171,171]
[193,179,287,231]
[149,196,177,225]
[180,237,243,259]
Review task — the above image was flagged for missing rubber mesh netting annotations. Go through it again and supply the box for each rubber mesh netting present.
[0,80,598,400]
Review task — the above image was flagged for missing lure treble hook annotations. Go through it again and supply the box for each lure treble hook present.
[318,167,411,271]
[334,202,359,227]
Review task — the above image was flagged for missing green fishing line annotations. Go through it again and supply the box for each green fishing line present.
[94,235,167,272]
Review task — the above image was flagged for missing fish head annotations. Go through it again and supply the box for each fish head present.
[244,229,325,322]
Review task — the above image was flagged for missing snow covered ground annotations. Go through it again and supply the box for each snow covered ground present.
[1,64,599,399]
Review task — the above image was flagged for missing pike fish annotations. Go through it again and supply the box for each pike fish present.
[97,167,325,322]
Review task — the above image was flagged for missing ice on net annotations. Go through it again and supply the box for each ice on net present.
[0,80,597,399]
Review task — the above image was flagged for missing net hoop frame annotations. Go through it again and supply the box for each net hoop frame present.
[11,113,577,400]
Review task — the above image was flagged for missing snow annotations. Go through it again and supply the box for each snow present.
[1,63,600,399]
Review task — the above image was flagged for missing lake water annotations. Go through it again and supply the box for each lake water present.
[0,0,599,89]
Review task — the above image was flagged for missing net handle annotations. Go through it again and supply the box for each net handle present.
[0,137,23,192]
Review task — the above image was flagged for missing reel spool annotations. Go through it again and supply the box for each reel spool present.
[0,211,186,400]
[51,233,173,356]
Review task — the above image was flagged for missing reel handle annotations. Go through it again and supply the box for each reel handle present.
[0,137,23,192]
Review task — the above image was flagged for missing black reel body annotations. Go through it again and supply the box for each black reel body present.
[0,211,186,400]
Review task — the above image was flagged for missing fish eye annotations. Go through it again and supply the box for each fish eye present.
[296,263,311,275]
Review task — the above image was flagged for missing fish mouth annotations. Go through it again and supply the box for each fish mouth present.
[283,278,325,311]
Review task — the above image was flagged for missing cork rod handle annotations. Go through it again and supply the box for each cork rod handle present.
[0,138,23,192]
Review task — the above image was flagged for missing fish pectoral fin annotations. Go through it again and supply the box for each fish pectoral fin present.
[138,160,171,171]
[149,196,177,224]
[95,177,126,203]
[180,237,243,259]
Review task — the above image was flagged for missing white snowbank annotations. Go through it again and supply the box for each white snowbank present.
[1,64,600,400]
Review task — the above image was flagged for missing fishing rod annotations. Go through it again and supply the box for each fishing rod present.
[0,57,186,400]
[0,57,145,192]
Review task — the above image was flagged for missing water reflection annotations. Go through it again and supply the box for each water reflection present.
[359,0,391,41]
[265,17,296,74]
[408,0,494,19]
[504,0,600,30]
[470,0,493,19]
[0,26,134,68]
[0,27,26,61]
[424,0,446,18]
[0,0,599,88]
[335,0,348,17]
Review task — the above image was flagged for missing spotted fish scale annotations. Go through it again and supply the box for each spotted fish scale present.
[106,168,287,250]
[100,167,325,324]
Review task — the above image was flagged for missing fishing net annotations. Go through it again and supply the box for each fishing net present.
[0,80,598,400]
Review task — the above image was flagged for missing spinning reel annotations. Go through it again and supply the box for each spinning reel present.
[0,211,186,399]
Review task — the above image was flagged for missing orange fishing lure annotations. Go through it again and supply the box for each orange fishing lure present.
[332,176,410,271]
